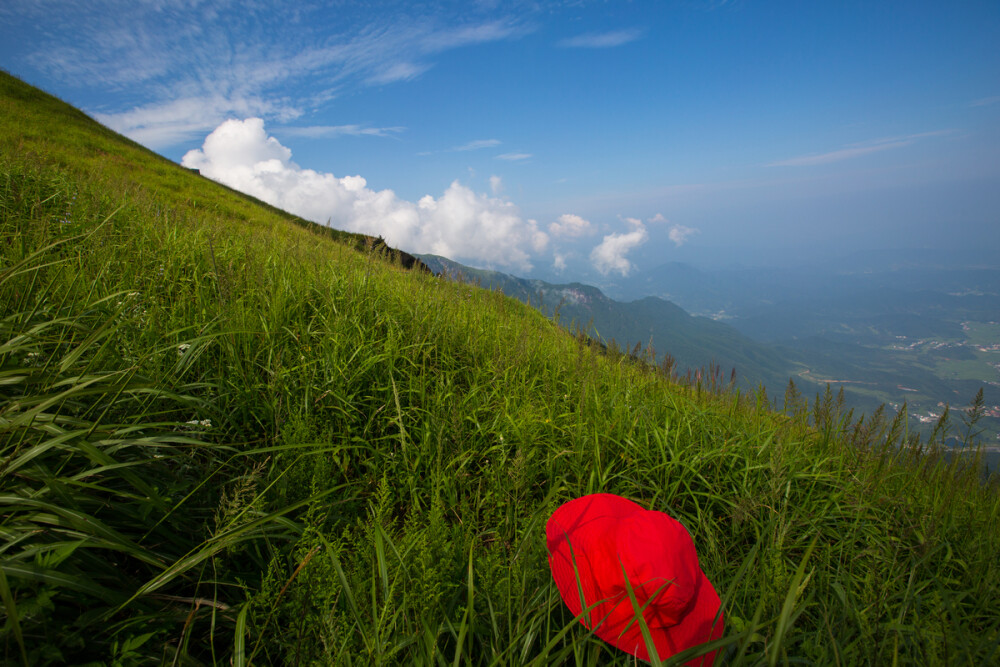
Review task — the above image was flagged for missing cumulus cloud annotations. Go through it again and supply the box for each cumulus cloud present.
[668,224,699,246]
[182,118,547,270]
[589,217,648,276]
[489,175,503,195]
[549,213,594,238]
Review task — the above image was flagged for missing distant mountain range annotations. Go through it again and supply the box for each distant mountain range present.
[420,253,1000,443]
[417,254,800,393]
[600,259,1000,322]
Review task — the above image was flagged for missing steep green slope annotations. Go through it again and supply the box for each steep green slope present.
[3,71,1000,666]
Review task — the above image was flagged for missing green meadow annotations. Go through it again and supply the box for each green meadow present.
[2,71,1000,665]
[965,322,1000,348]
[935,359,999,384]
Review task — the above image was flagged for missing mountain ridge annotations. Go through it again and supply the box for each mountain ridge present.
[418,254,801,392]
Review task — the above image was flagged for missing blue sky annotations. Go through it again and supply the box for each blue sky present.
[2,0,998,279]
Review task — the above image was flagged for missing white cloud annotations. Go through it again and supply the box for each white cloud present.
[590,219,648,276]
[94,94,302,149]
[668,224,699,246]
[647,213,668,224]
[768,130,954,167]
[422,20,522,51]
[768,142,909,167]
[454,139,502,151]
[549,213,594,237]
[497,152,532,161]
[489,175,503,195]
[279,124,405,139]
[16,4,528,149]
[553,252,568,272]
[557,29,643,48]
[970,95,1000,107]
[368,61,430,85]
[182,118,547,270]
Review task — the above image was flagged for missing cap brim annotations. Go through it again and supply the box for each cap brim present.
[634,570,723,665]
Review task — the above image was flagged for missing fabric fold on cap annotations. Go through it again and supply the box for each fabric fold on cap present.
[546,493,724,665]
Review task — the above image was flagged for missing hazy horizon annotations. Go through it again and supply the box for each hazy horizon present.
[2,0,998,279]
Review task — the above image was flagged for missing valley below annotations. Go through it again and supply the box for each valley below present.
[423,254,1000,466]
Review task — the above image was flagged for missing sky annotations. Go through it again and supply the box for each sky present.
[2,0,998,282]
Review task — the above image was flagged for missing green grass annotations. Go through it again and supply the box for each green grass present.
[964,322,1000,348]
[934,358,1000,383]
[3,70,1000,665]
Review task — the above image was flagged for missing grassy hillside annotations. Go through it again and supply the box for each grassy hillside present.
[2,70,1000,665]
[417,255,798,392]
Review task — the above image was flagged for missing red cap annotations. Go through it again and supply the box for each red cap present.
[546,494,723,665]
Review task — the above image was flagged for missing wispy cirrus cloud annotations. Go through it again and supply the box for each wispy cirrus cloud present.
[970,95,1000,107]
[416,138,503,156]
[767,130,955,167]
[92,94,304,149]
[8,2,529,149]
[368,61,431,85]
[279,124,406,139]
[497,152,532,161]
[557,28,643,49]
[453,139,502,151]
